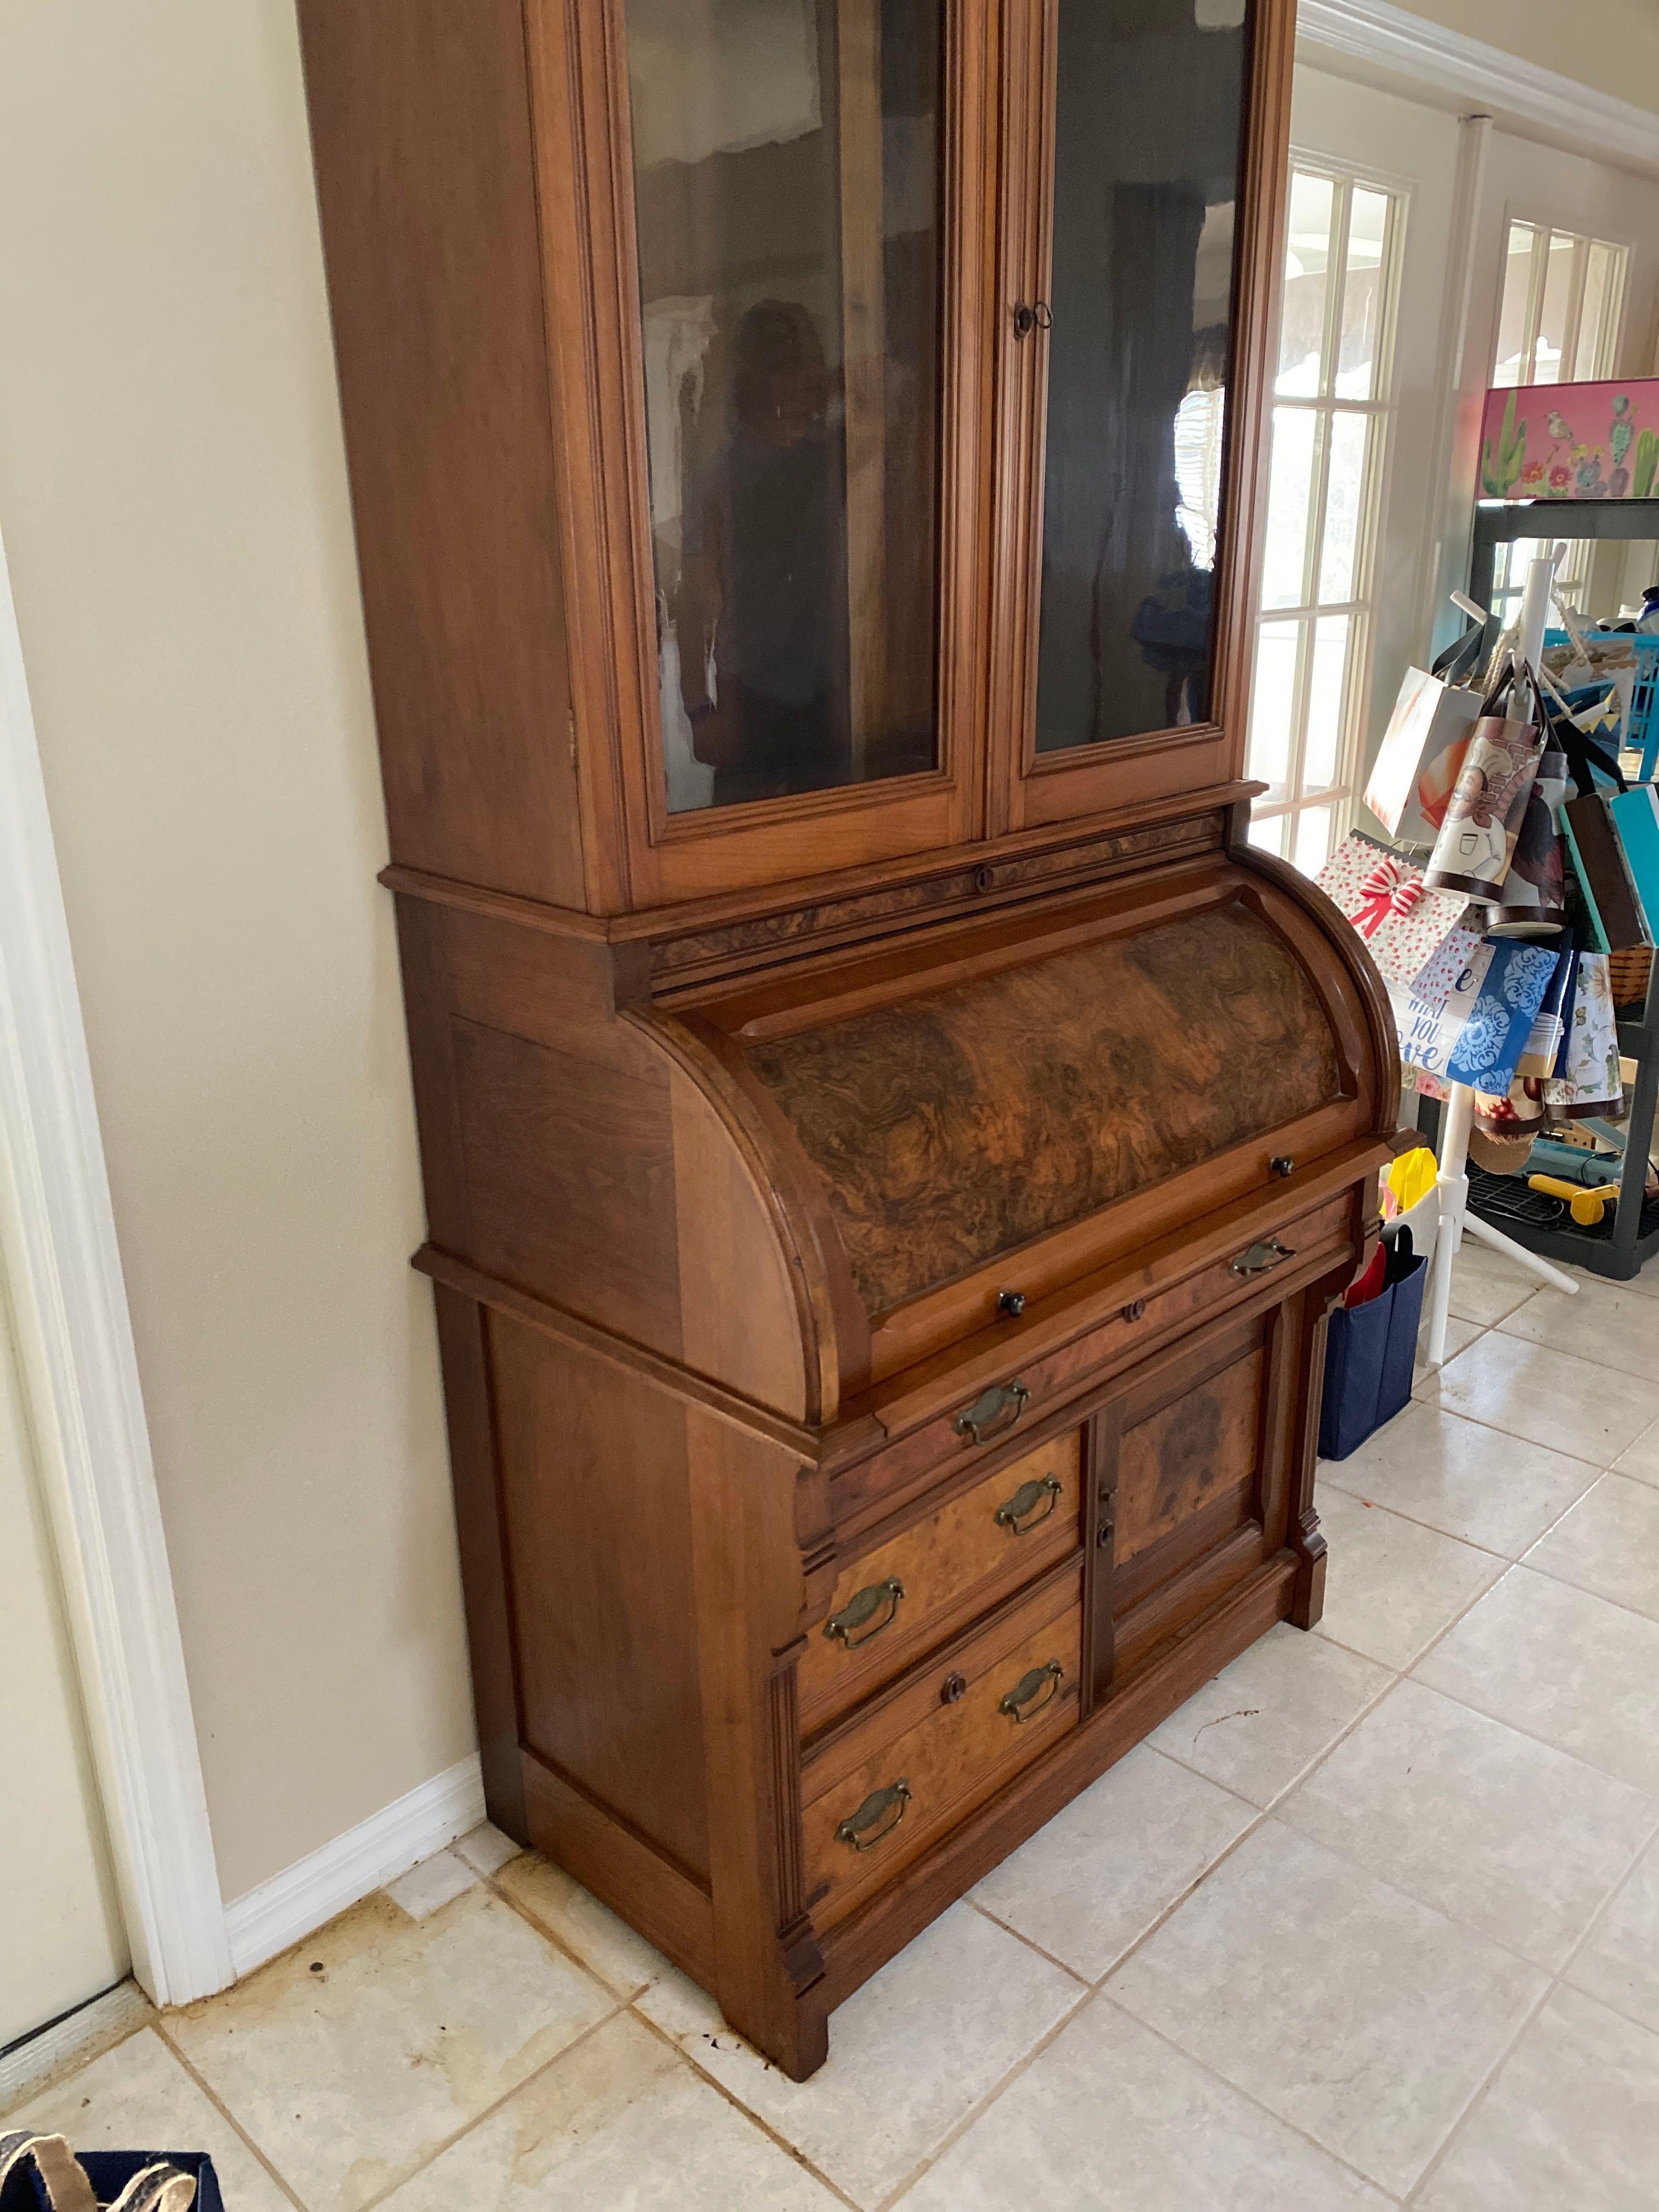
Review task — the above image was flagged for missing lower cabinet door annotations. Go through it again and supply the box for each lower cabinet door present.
[1089,1297,1302,1698]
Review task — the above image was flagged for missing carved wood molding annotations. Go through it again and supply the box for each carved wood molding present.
[1299,0,1659,173]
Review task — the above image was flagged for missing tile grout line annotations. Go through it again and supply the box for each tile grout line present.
[346,1995,635,2212]
[618,1994,867,2212]
[1398,1801,1659,2207]
[869,1981,1098,2212]
[146,2022,311,2212]
[1090,1990,1408,2205]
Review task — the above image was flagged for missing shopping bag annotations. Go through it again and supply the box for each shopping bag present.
[1544,951,1626,1117]
[1398,939,1560,1093]
[1313,833,1479,990]
[1489,739,1568,936]
[1363,621,1486,845]
[1421,664,1544,904]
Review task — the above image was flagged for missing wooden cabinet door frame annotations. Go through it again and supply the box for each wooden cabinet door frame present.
[985,0,1295,839]
[529,0,1000,911]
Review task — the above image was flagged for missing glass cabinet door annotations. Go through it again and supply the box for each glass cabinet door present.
[991,0,1282,834]
[596,0,993,900]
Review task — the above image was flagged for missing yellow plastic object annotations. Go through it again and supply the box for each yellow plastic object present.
[1528,1173,1615,1227]
[1386,1148,1437,1216]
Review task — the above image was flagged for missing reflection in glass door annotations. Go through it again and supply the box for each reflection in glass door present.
[1034,0,1250,754]
[623,0,946,815]
[1247,165,1405,873]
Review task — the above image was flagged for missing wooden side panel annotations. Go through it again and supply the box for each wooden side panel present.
[670,1070,810,1419]
[452,1020,682,1358]
[488,1314,711,1882]
[297,0,586,906]
[743,899,1342,1312]
[431,1285,527,1839]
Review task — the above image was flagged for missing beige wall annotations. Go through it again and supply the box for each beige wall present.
[0,4,476,1901]
[1393,0,1659,113]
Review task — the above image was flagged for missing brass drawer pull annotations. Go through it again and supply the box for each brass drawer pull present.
[1229,1238,1292,1279]
[824,1576,905,1651]
[836,1779,911,1852]
[995,1473,1063,1536]
[1000,1659,1065,1724]
[954,1379,1029,1446]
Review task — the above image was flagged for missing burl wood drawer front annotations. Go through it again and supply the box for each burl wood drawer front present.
[841,1188,1354,1536]
[799,1431,1083,1730]
[800,1571,1081,1931]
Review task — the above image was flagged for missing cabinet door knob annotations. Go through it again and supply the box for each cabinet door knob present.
[1271,1155,1296,1178]
[940,1672,968,1706]
[996,1289,1027,1318]
[1122,1298,1147,1323]
[1013,300,1053,338]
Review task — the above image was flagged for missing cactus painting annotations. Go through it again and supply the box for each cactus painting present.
[1480,378,1659,501]
[1481,388,1526,498]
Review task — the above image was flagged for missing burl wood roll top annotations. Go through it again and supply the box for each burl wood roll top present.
[642,850,1383,1423]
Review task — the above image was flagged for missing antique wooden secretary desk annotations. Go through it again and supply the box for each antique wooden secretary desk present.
[300,0,1396,2076]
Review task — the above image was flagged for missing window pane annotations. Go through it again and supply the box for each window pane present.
[1278,171,1335,397]
[1335,187,1390,399]
[1247,619,1301,802]
[1293,803,1337,877]
[1576,240,1623,381]
[1261,408,1317,610]
[1318,413,1370,604]
[1533,230,1579,385]
[1034,0,1248,751]
[1303,613,1352,793]
[627,0,944,812]
[1492,221,1536,388]
[1249,812,1288,859]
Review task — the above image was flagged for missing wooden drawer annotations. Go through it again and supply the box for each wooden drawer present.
[801,1570,1081,1931]
[832,1188,1355,1538]
[799,1430,1083,1730]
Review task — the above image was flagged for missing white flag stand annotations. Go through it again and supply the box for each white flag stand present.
[1421,551,1580,1369]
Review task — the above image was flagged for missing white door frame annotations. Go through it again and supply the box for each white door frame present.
[0,516,231,2010]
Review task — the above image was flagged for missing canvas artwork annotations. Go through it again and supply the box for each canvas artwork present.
[1479,377,1659,501]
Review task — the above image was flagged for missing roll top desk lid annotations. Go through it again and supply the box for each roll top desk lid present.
[662,858,1384,1403]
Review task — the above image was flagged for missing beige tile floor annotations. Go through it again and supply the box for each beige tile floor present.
[8,1246,1659,2209]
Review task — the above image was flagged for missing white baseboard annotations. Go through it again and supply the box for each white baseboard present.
[222,1755,486,1979]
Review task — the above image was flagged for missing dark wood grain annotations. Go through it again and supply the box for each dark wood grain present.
[297,0,586,906]
[301,0,1389,2088]
[431,1285,527,1841]
[743,900,1341,1312]
[489,1313,710,1881]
